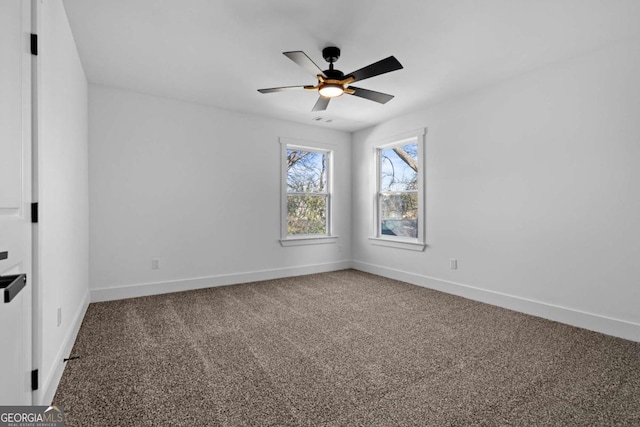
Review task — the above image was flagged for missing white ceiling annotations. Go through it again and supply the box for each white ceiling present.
[62,0,640,132]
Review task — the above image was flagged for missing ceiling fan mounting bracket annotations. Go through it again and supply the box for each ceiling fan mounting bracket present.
[322,46,341,64]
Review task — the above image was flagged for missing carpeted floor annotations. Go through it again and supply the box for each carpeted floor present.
[54,269,640,426]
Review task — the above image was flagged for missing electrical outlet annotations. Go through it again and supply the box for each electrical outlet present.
[151,258,160,269]
[57,307,62,327]
[450,259,458,270]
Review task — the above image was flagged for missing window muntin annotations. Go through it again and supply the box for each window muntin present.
[377,139,420,240]
[285,147,330,236]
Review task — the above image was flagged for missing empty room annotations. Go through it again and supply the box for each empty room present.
[1,0,639,425]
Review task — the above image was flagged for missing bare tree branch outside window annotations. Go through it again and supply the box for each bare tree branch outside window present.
[286,149,328,235]
[379,142,418,238]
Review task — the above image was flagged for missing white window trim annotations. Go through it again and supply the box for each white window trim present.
[281,235,338,246]
[370,128,427,251]
[279,138,338,247]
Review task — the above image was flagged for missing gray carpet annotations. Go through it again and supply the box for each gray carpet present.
[54,269,640,426]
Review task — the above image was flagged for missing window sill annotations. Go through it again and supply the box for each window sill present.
[280,236,339,247]
[368,237,426,251]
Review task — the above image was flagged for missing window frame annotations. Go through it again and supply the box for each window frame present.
[369,128,426,251]
[279,138,338,247]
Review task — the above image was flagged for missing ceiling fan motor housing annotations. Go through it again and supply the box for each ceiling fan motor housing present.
[324,69,345,79]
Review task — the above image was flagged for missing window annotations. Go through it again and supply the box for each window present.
[371,129,426,251]
[280,139,337,246]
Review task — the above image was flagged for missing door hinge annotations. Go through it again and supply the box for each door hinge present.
[31,203,38,223]
[30,34,38,56]
[31,369,38,391]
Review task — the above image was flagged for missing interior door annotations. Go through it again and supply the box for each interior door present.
[0,0,33,405]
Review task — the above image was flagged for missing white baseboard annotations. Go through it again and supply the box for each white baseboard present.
[90,260,353,303]
[352,260,640,343]
[89,259,640,343]
[39,289,90,405]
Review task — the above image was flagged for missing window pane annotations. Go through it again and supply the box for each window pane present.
[380,192,418,238]
[287,149,327,193]
[380,142,418,192]
[287,195,327,235]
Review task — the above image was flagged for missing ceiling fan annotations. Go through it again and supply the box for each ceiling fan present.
[258,46,403,112]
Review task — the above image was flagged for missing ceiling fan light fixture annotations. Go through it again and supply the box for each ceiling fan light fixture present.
[318,83,344,98]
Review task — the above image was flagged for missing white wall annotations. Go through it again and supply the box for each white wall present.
[352,36,640,342]
[89,85,351,300]
[36,0,90,404]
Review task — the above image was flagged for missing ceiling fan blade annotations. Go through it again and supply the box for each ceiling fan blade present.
[347,86,394,104]
[347,56,403,82]
[312,96,330,111]
[257,86,305,94]
[283,51,326,77]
